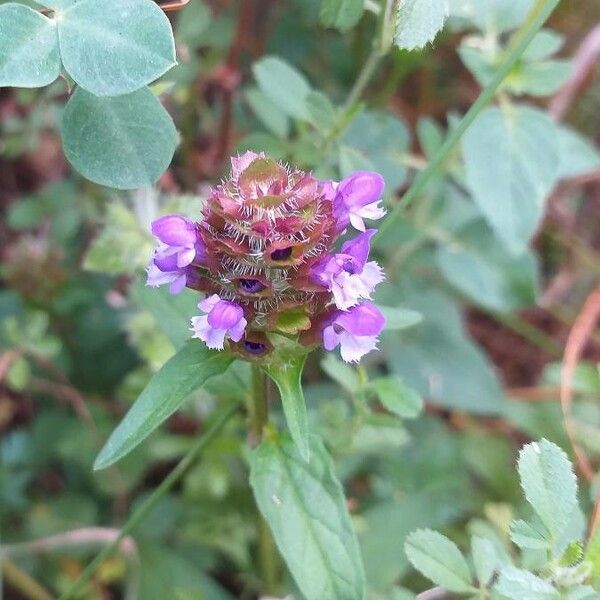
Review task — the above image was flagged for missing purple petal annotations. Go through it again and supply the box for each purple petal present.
[207,300,244,330]
[176,247,196,268]
[348,213,366,232]
[340,229,376,271]
[191,316,227,350]
[320,180,338,202]
[228,317,247,342]
[169,273,187,294]
[198,294,222,313]
[338,332,379,362]
[146,264,177,287]
[335,301,386,336]
[151,215,197,247]
[154,251,179,272]
[323,324,341,351]
[338,171,385,210]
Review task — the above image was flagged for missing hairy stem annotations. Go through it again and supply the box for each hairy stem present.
[57,402,240,600]
[377,0,561,241]
[250,365,280,595]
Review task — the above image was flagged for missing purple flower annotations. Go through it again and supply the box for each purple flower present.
[146,215,205,295]
[190,294,247,350]
[331,171,386,232]
[311,230,384,310]
[323,301,386,363]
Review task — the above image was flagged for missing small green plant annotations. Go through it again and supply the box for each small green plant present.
[405,439,599,599]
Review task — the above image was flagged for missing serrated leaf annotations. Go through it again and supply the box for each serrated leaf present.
[57,0,176,96]
[405,529,473,593]
[0,4,60,88]
[510,519,551,550]
[252,56,312,121]
[250,433,366,600]
[61,87,177,189]
[263,351,310,461]
[517,439,578,540]
[471,535,508,586]
[320,0,364,31]
[494,566,559,600]
[395,0,450,50]
[370,376,423,419]
[94,342,233,469]
[463,106,560,255]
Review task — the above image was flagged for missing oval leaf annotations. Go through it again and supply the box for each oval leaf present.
[250,434,366,600]
[94,342,233,470]
[57,0,176,96]
[395,0,449,50]
[61,87,178,189]
[405,529,473,593]
[263,353,310,461]
[0,4,60,88]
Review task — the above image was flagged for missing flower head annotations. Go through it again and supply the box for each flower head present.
[191,294,247,350]
[323,301,386,363]
[147,153,388,362]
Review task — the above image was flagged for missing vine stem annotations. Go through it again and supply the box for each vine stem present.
[57,402,240,600]
[376,0,561,241]
[250,365,280,594]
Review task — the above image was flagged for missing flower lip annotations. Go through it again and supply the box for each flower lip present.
[238,278,267,293]
[270,247,292,261]
[243,340,267,355]
[151,215,197,247]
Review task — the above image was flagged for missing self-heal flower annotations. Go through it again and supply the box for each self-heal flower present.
[323,301,386,363]
[190,294,247,350]
[311,229,384,310]
[147,215,206,295]
[332,171,386,232]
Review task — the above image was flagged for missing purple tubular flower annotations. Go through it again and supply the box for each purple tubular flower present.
[311,229,385,310]
[323,301,386,363]
[190,294,247,350]
[331,171,386,232]
[146,215,206,295]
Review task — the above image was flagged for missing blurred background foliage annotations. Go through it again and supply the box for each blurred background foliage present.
[1,0,600,598]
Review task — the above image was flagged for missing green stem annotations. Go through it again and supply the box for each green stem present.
[376,0,561,241]
[250,365,279,595]
[1,558,54,600]
[57,402,240,600]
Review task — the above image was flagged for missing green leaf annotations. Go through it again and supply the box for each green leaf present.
[320,353,360,394]
[379,306,423,330]
[494,566,559,600]
[449,0,535,34]
[249,433,366,600]
[33,1,75,9]
[436,220,538,313]
[565,586,599,600]
[471,535,507,587]
[0,4,60,88]
[522,30,564,61]
[517,439,578,540]
[463,106,560,254]
[83,202,153,274]
[584,522,600,589]
[320,0,364,31]
[395,0,449,50]
[510,519,551,550]
[57,0,176,96]
[252,56,312,121]
[369,376,423,419]
[263,352,310,461]
[404,529,473,593]
[94,342,233,469]
[245,87,290,138]
[61,87,177,189]
[306,91,338,131]
[556,125,600,179]
[340,110,410,192]
[133,279,198,350]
